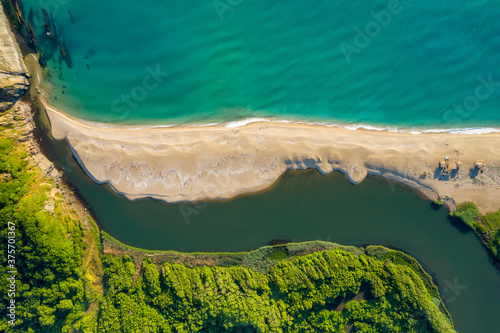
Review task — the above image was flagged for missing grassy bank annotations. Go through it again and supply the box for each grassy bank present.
[103,232,455,331]
[103,231,443,303]
[97,241,456,332]
[102,231,362,274]
[450,202,500,262]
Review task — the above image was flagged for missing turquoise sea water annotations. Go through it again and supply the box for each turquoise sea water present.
[22,0,500,127]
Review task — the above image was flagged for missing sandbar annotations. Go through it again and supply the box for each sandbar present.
[44,102,500,214]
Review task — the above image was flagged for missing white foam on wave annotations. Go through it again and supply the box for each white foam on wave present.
[342,124,398,132]
[402,127,500,135]
[148,124,179,129]
[79,115,500,135]
[81,120,180,130]
[319,122,500,135]
[225,118,271,128]
[197,122,221,127]
[224,118,500,135]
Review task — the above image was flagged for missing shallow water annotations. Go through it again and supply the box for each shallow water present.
[21,0,500,128]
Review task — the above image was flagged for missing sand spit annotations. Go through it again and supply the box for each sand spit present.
[44,103,500,214]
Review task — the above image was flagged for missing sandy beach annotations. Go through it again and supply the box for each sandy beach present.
[43,102,500,214]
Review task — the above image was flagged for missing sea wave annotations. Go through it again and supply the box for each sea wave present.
[221,118,500,135]
[338,124,500,135]
[225,118,271,128]
[59,106,500,135]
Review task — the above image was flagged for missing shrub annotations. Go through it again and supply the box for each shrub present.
[472,222,486,235]
[483,211,500,230]
[433,199,444,207]
[96,249,456,333]
[450,203,480,229]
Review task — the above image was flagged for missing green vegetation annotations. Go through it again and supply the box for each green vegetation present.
[483,210,500,231]
[451,202,500,260]
[0,107,456,332]
[450,202,480,229]
[96,247,455,333]
[0,109,102,332]
[0,136,90,332]
[433,199,444,206]
[101,231,358,274]
[432,199,444,207]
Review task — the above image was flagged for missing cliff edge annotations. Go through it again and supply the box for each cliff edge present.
[0,4,28,111]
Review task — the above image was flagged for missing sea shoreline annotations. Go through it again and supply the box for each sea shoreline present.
[43,98,500,214]
[47,111,500,135]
